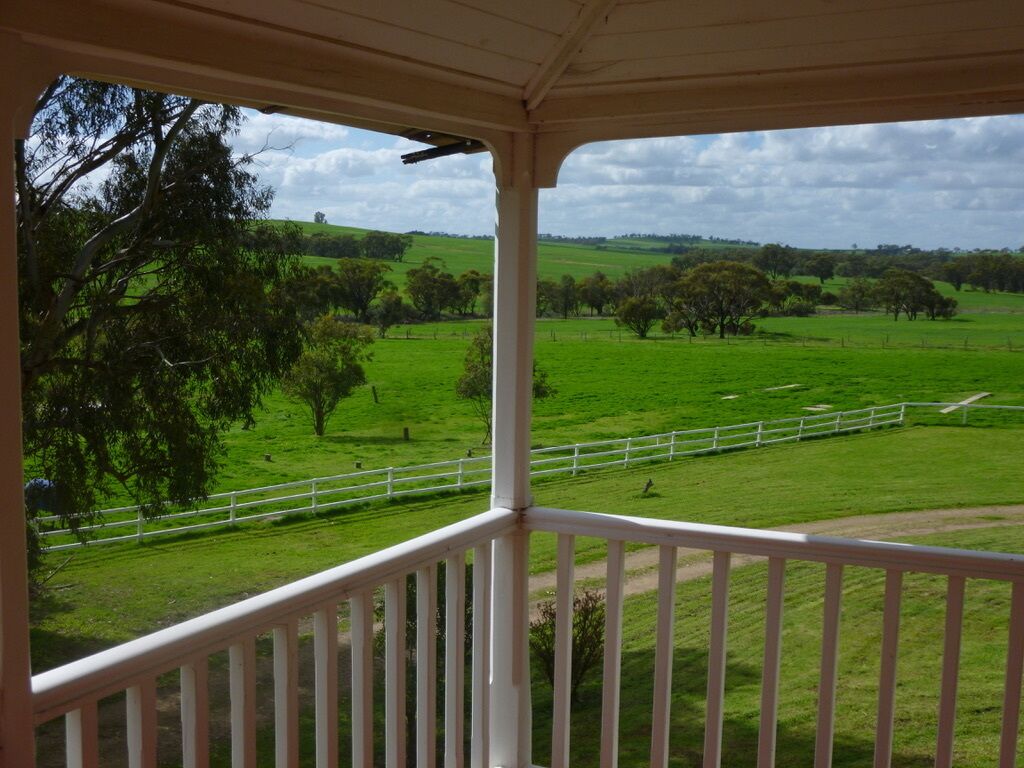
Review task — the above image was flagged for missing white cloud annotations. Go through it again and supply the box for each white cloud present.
[237,111,1024,249]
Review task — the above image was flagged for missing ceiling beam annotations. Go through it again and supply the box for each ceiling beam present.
[522,0,619,112]
[531,53,1024,129]
[0,0,528,134]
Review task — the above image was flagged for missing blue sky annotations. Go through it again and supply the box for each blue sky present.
[232,111,1024,251]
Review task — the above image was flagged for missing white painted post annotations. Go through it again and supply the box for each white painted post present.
[416,566,438,768]
[713,426,720,450]
[137,507,145,542]
[273,620,300,768]
[833,412,841,434]
[180,659,210,768]
[551,535,575,768]
[624,437,632,466]
[126,680,159,768]
[311,479,319,514]
[351,592,374,768]
[228,640,257,768]
[66,703,100,768]
[387,467,395,499]
[962,405,969,426]
[314,606,339,768]
[757,558,786,768]
[600,540,626,768]
[899,403,907,425]
[669,431,677,460]
[489,531,531,768]
[649,545,678,768]
[488,136,537,768]
[572,444,580,475]
[229,492,237,526]
[755,421,764,447]
[935,577,965,768]
[797,418,805,440]
[1,70,61,766]
[868,408,876,428]
[471,545,492,768]
[386,581,407,768]
[457,458,465,488]
[490,133,539,512]
[703,552,731,768]
[815,564,844,768]
[444,554,466,768]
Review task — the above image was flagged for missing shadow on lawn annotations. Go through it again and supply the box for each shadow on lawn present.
[532,646,933,768]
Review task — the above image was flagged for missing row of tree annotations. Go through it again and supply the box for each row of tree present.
[300,230,414,261]
[671,242,1024,295]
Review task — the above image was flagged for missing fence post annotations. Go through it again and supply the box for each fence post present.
[229,492,237,526]
[669,432,676,460]
[833,412,841,434]
[868,408,876,428]
[755,421,764,447]
[713,426,720,450]
[572,445,580,476]
[624,438,632,467]
[798,418,805,439]
[962,406,969,426]
[311,480,319,514]
[387,468,395,499]
[457,459,464,488]
[136,508,144,543]
[899,404,907,426]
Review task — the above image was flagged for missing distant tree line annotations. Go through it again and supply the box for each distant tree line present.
[538,259,957,340]
[298,230,413,261]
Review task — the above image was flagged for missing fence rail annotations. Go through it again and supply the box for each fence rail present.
[37,402,1024,551]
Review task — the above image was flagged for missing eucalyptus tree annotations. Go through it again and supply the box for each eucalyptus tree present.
[16,77,305,540]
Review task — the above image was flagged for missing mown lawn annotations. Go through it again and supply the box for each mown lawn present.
[31,424,1024,672]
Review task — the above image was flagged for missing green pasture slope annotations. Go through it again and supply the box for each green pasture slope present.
[283,220,679,281]
[31,425,1024,671]
[206,316,1024,493]
[30,425,1024,766]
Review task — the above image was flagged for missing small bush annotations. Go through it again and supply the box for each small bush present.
[530,589,605,704]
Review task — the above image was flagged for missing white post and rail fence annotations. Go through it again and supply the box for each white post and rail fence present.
[34,402,1024,551]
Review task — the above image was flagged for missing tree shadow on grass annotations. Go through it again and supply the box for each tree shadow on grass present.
[532,646,933,768]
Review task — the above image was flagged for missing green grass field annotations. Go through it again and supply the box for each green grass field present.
[32,424,1024,672]
[196,322,1024,496]
[30,424,1024,766]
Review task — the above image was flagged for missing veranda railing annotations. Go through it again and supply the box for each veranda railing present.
[32,505,1024,768]
[35,402,1024,550]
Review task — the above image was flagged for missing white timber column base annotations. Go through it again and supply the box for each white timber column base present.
[487,131,542,768]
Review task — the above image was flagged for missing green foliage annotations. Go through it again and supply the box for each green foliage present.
[17,77,305,539]
[665,261,770,338]
[837,277,876,312]
[455,324,555,443]
[530,589,606,704]
[359,230,413,262]
[406,257,459,319]
[369,289,408,337]
[615,296,662,338]
[753,243,798,279]
[334,257,392,322]
[282,315,373,436]
[873,268,954,321]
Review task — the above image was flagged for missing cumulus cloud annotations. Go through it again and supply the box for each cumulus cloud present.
[237,110,1024,249]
